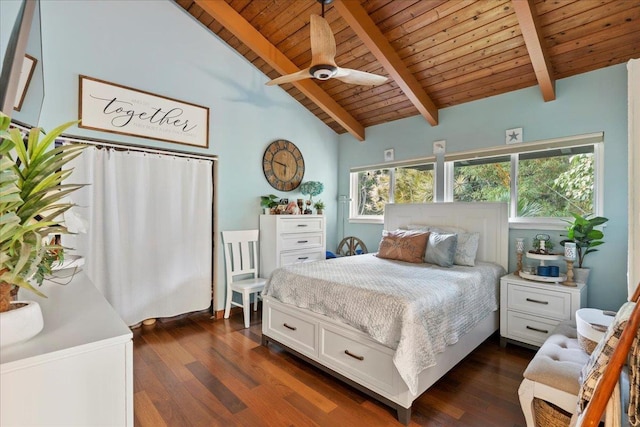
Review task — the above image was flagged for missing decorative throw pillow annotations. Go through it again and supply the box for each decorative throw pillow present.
[424,232,458,267]
[576,301,636,413]
[376,230,430,264]
[454,232,480,266]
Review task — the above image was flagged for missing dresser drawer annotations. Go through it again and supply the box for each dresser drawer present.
[280,249,325,266]
[319,325,394,393]
[279,217,324,233]
[266,305,317,358]
[506,311,559,346]
[507,284,571,320]
[280,232,323,250]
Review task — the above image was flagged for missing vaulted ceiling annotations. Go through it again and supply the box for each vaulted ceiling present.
[175,0,640,141]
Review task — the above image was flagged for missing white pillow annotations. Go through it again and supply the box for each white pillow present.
[454,232,480,266]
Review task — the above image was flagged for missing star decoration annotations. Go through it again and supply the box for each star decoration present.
[509,131,520,141]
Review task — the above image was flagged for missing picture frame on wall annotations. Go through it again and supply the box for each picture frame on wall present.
[79,75,210,148]
[13,54,37,112]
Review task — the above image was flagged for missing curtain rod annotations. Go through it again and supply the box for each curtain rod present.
[60,134,217,162]
[9,120,217,162]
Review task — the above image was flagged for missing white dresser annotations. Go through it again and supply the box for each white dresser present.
[500,273,587,348]
[0,272,133,426]
[259,214,326,277]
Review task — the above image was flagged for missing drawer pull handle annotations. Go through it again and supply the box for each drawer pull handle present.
[297,224,308,227]
[526,325,549,334]
[298,256,309,260]
[344,350,364,361]
[283,323,297,331]
[297,240,309,243]
[526,298,549,305]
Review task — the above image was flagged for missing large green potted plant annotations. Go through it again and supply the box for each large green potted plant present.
[0,111,85,346]
[561,212,609,284]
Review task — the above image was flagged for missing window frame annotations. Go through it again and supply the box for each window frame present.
[348,133,604,229]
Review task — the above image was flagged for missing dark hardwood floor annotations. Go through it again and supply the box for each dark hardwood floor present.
[132,308,535,426]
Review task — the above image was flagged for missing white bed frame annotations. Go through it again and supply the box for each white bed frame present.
[261,202,509,424]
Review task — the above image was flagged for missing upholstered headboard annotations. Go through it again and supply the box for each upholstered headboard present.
[384,202,509,270]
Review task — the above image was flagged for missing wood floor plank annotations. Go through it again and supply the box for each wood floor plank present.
[132,310,535,426]
[134,390,167,427]
[186,360,248,414]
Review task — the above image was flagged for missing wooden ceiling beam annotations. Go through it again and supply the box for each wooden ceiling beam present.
[333,0,439,126]
[512,0,556,101]
[194,0,366,141]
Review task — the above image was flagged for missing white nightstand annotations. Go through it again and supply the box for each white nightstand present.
[500,273,587,348]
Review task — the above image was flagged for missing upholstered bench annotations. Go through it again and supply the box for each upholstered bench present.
[519,321,591,426]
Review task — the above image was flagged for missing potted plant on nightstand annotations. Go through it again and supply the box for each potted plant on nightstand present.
[560,212,609,285]
[0,112,85,347]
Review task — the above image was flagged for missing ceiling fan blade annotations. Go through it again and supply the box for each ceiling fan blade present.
[265,68,312,86]
[334,68,388,86]
[310,14,337,67]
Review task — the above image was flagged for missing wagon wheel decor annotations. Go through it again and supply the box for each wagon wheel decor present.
[337,236,368,257]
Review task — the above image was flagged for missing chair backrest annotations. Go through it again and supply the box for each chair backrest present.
[579,283,640,426]
[221,230,260,282]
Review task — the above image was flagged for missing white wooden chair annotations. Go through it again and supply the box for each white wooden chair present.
[221,230,268,328]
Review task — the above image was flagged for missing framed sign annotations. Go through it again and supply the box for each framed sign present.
[13,54,37,111]
[79,75,210,148]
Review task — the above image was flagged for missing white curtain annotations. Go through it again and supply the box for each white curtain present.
[66,147,213,325]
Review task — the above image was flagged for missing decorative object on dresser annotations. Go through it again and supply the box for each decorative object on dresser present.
[299,180,324,214]
[221,230,268,329]
[500,273,587,348]
[259,214,326,278]
[260,194,279,214]
[262,139,304,192]
[0,113,86,347]
[313,200,325,214]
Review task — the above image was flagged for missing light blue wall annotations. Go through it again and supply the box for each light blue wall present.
[1,0,339,311]
[338,64,629,311]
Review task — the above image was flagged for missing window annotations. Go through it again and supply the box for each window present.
[354,169,391,216]
[350,163,434,220]
[394,164,434,204]
[517,146,594,218]
[349,133,602,227]
[453,156,510,203]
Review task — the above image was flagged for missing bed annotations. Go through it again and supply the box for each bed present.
[261,202,509,424]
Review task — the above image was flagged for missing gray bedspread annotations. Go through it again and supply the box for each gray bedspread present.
[263,254,505,394]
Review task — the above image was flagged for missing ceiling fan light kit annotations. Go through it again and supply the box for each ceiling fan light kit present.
[310,64,337,80]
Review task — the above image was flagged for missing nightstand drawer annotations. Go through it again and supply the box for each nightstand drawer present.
[508,284,571,320]
[506,311,559,346]
[279,218,324,233]
[280,232,323,250]
[280,249,325,266]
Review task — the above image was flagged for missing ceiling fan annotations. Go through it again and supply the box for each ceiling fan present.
[266,0,388,87]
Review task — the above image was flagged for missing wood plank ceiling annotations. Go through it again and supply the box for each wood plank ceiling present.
[175,0,640,141]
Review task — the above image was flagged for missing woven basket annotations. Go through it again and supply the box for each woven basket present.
[533,398,572,427]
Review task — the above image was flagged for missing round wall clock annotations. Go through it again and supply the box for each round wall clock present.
[262,139,305,192]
